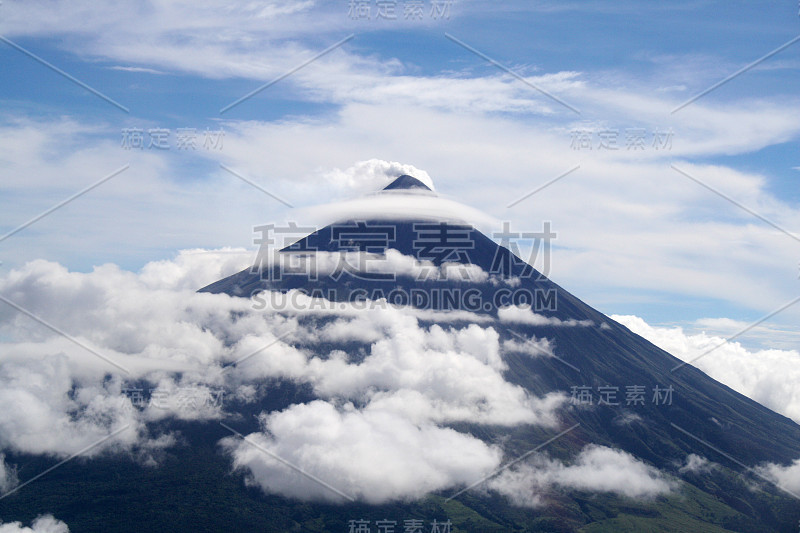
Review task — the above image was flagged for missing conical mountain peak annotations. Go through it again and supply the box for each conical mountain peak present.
[190,170,800,532]
[383,174,432,191]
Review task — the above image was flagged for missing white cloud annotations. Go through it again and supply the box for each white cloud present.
[234,304,566,427]
[223,400,503,504]
[0,116,281,270]
[679,454,715,475]
[488,444,674,507]
[756,459,800,495]
[611,411,643,427]
[614,314,800,500]
[202,107,800,328]
[0,251,566,485]
[0,254,261,455]
[498,306,593,327]
[108,65,165,74]
[322,159,435,191]
[5,249,800,507]
[2,0,800,338]
[138,248,252,291]
[0,251,575,505]
[5,1,799,147]
[319,319,561,425]
[502,336,555,358]
[0,515,70,533]
[0,357,170,457]
[3,105,800,333]
[613,314,800,424]
[0,0,574,116]
[5,248,799,507]
[294,189,499,231]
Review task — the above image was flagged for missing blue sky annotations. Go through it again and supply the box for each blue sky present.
[0,0,799,349]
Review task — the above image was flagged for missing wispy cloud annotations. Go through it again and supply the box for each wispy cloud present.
[109,65,165,75]
[488,444,674,507]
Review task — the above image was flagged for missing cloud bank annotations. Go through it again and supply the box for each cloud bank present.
[1,252,797,505]
[613,314,800,424]
[0,251,567,504]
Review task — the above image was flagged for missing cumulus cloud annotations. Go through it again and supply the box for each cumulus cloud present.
[0,351,174,457]
[4,252,800,508]
[488,444,674,507]
[232,304,566,428]
[322,159,435,192]
[8,250,798,507]
[223,400,503,504]
[0,251,568,504]
[0,515,69,533]
[0,255,266,456]
[138,248,252,291]
[613,314,800,424]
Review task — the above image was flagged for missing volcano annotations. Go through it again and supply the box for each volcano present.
[196,174,800,531]
[2,175,799,532]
